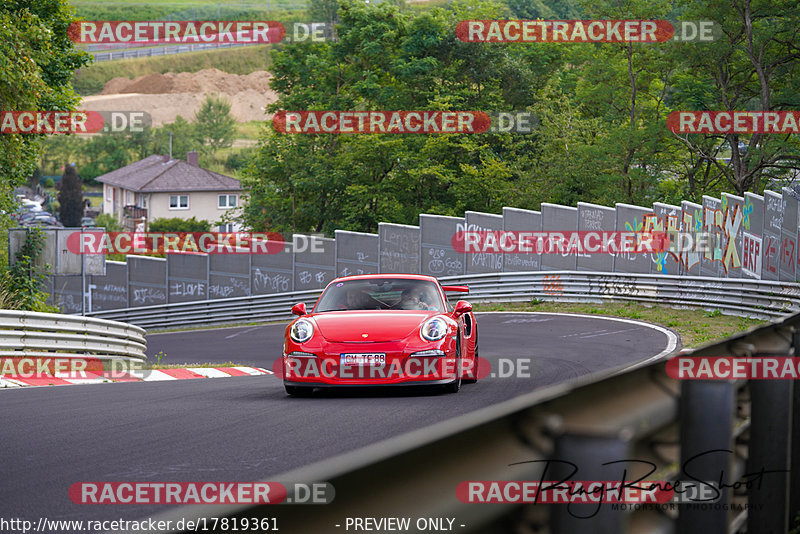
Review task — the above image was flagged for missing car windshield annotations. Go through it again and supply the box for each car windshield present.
[315,279,444,312]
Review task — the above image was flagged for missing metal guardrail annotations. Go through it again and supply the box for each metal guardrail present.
[91,41,257,62]
[88,288,323,329]
[141,310,800,534]
[87,271,800,329]
[0,310,147,362]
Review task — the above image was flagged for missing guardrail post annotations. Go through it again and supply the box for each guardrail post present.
[679,380,734,533]
[748,380,791,532]
[550,434,629,534]
[792,328,800,531]
[792,366,800,531]
[744,334,794,533]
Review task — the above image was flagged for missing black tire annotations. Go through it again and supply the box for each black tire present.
[285,385,313,397]
[463,335,479,384]
[443,335,462,393]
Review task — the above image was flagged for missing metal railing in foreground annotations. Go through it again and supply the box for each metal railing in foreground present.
[0,310,147,363]
[138,311,799,534]
[88,271,800,329]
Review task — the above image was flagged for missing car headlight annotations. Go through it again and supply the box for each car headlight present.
[290,319,314,343]
[421,317,448,341]
[410,349,445,357]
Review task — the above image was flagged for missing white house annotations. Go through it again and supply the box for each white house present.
[96,151,244,231]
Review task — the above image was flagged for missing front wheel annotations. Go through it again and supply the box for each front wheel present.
[463,336,479,383]
[443,336,462,394]
[443,373,461,393]
[285,385,314,397]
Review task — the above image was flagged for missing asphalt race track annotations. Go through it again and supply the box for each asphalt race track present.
[1,312,677,526]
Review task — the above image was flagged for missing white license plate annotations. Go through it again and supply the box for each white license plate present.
[340,353,386,365]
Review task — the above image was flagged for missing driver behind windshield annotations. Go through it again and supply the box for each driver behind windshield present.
[346,289,367,309]
[316,279,442,312]
[397,288,435,310]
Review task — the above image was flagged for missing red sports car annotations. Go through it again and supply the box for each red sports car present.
[282,274,480,396]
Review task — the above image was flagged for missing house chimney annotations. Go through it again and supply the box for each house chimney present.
[162,154,170,163]
[186,151,199,167]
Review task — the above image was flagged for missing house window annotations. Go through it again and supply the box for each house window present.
[218,223,234,232]
[106,186,112,201]
[126,191,132,204]
[169,195,189,209]
[138,195,147,209]
[218,194,238,208]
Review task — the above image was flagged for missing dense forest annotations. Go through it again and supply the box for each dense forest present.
[1,0,799,241]
[241,0,800,235]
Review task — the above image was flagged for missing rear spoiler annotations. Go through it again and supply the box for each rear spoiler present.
[441,285,469,293]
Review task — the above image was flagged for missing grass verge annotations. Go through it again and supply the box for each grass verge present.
[472,301,766,349]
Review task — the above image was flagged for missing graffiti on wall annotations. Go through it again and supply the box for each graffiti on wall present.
[38,188,800,312]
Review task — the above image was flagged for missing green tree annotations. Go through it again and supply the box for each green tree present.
[81,132,135,182]
[668,0,800,195]
[94,213,123,232]
[309,0,340,29]
[524,83,611,206]
[506,0,582,19]
[0,0,90,271]
[27,167,42,190]
[507,0,555,18]
[38,134,85,175]
[152,116,203,160]
[558,0,678,204]
[127,125,155,161]
[242,0,553,234]
[0,227,57,312]
[195,94,236,152]
[58,163,83,226]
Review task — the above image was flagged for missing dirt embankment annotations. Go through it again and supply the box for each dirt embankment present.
[81,68,279,126]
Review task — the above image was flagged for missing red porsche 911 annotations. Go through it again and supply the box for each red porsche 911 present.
[282,274,479,396]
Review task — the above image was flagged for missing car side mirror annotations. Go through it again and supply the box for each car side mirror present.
[291,302,307,316]
[453,300,473,317]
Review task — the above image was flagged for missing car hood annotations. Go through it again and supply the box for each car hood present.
[311,311,436,342]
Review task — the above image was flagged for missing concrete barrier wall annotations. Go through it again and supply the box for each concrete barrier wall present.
[294,235,336,290]
[502,207,541,272]
[38,188,800,312]
[335,230,379,277]
[420,214,465,277]
[577,202,615,272]
[378,222,420,274]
